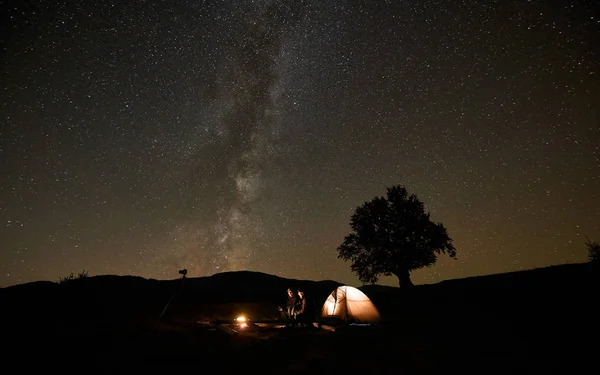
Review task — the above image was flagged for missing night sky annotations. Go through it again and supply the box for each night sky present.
[1,0,598,288]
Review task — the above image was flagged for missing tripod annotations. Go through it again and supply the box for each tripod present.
[159,269,187,320]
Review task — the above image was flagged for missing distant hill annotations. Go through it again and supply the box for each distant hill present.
[1,262,597,329]
[360,262,598,343]
[1,260,598,374]
[0,270,343,327]
[362,261,598,294]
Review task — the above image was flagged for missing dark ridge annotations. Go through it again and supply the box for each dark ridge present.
[0,262,597,373]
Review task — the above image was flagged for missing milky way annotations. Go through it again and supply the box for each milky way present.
[1,0,598,287]
[203,1,307,272]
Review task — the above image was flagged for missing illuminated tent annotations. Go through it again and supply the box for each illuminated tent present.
[320,286,380,324]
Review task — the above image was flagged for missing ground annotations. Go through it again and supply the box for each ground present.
[1,263,598,373]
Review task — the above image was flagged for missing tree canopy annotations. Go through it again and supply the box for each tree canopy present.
[337,185,456,288]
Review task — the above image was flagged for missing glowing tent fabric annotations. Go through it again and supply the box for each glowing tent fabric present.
[320,286,380,324]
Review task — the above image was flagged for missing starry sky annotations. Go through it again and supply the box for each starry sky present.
[1,0,598,288]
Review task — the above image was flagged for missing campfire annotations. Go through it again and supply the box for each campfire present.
[235,316,248,329]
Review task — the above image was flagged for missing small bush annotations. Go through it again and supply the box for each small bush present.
[57,269,88,284]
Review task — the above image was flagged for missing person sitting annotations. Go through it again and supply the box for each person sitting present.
[278,288,296,324]
[294,289,309,327]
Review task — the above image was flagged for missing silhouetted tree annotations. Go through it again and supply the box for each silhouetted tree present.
[586,237,600,264]
[337,185,456,288]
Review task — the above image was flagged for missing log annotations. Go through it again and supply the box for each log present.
[320,324,336,332]
[217,324,238,336]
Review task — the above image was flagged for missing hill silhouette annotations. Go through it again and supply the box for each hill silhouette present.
[1,263,598,373]
[0,270,343,328]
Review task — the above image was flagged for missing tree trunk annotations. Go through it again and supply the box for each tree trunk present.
[396,269,414,288]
